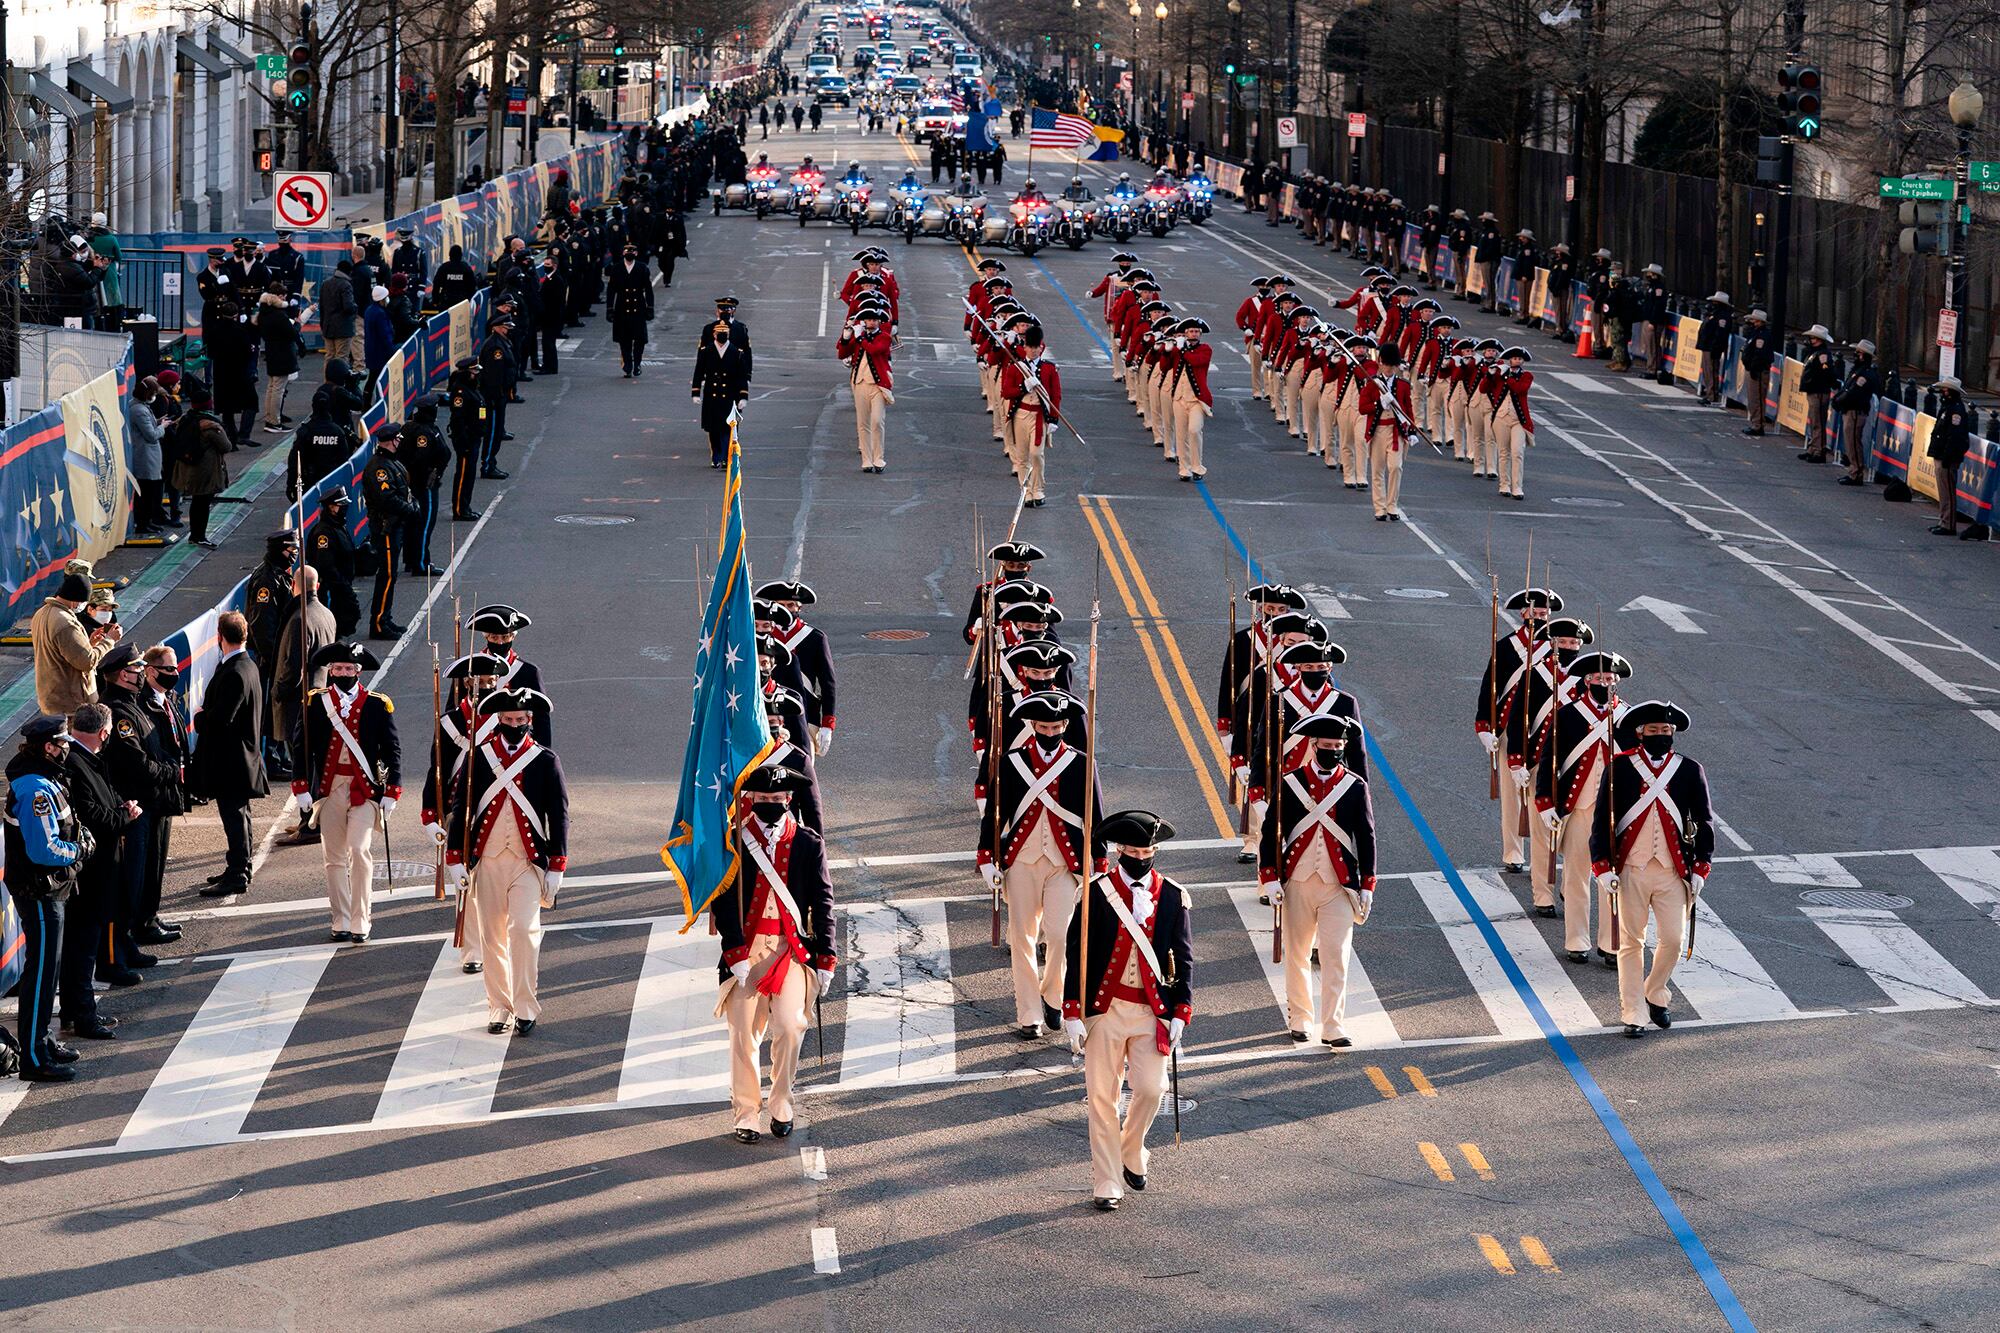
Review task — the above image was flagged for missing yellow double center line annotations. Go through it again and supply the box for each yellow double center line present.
[1077,494,1235,838]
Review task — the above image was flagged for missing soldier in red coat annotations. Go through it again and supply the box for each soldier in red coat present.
[1169,318,1214,481]
[1362,344,1417,521]
[1000,324,1062,506]
[837,301,894,472]
[1235,275,1273,400]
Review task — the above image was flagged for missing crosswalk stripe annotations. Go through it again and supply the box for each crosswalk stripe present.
[1225,884,1398,1047]
[1670,902,1803,1023]
[1799,906,1991,1010]
[1637,379,1686,396]
[836,901,956,1088]
[372,943,509,1127]
[1549,372,1620,394]
[617,922,731,1107]
[1410,872,1601,1036]
[116,948,337,1151]
[1753,854,1862,888]
[1914,847,2000,919]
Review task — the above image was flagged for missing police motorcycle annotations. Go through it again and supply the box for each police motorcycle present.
[1053,175,1098,250]
[1000,180,1057,256]
[714,154,788,217]
[1141,173,1181,237]
[887,172,932,242]
[822,161,873,234]
[943,173,988,246]
[1100,173,1142,242]
[1183,170,1215,224]
[790,158,830,222]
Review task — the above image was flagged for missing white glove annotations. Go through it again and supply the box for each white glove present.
[813,726,833,758]
[1603,872,1621,896]
[1540,807,1559,833]
[444,861,466,892]
[1265,881,1285,906]
[729,959,751,986]
[979,862,1002,893]
[1478,731,1497,756]
[1509,765,1528,787]
[423,820,444,846]
[378,795,398,819]
[1355,887,1375,923]
[1062,1016,1086,1050]
[1167,1017,1186,1050]
[816,967,835,998]
[296,791,315,815]
[1251,798,1269,821]
[1691,873,1706,898]
[540,868,564,906]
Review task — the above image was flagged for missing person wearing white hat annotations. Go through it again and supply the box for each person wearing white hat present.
[1834,340,1882,484]
[1738,310,1777,436]
[1798,325,1840,463]
[1694,293,1733,406]
[1928,377,1972,536]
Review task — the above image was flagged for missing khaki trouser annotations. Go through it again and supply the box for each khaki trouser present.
[1447,387,1469,459]
[1696,350,1721,403]
[1019,411,1048,501]
[1493,405,1530,495]
[1246,336,1265,398]
[1615,859,1687,1026]
[458,885,483,966]
[1843,409,1871,481]
[1337,400,1365,481]
[1173,394,1209,477]
[1149,370,1170,446]
[981,363,1002,430]
[1112,335,1126,382]
[320,777,377,937]
[1240,791,1264,855]
[1281,871,1360,1039]
[1003,852,1080,1028]
[1281,363,1308,433]
[1004,408,1031,476]
[1528,791,1559,908]
[1499,763,1527,866]
[1556,784,1614,954]
[726,932,811,1130]
[1315,384,1342,468]
[261,373,292,428]
[473,849,545,1022]
[853,381,889,468]
[1084,997,1169,1200]
[1804,391,1829,459]
[1744,370,1769,430]
[324,334,357,367]
[1468,404,1494,474]
[1369,425,1405,518]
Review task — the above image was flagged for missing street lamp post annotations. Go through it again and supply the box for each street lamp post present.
[1128,2,1141,129]
[1226,0,1241,154]
[1155,4,1168,137]
[1947,79,1983,381]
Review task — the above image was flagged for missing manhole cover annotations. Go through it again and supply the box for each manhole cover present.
[554,514,636,526]
[1552,496,1625,509]
[864,628,931,640]
[1384,587,1449,600]
[374,860,437,884]
[1800,889,1914,911]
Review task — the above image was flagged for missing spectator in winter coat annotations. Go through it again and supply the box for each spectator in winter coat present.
[363,287,395,387]
[257,286,302,432]
[128,378,166,534]
[318,261,360,364]
[31,563,120,715]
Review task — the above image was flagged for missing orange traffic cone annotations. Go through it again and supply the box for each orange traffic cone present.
[1573,302,1595,358]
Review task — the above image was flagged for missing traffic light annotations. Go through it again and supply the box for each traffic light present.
[253,126,276,176]
[1899,200,1948,255]
[1779,63,1823,140]
[611,63,630,87]
[286,39,314,111]
[1755,135,1791,185]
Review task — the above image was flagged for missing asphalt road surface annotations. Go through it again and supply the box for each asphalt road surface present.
[6,28,2000,1333]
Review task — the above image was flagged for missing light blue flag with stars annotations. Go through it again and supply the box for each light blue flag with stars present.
[663,429,776,926]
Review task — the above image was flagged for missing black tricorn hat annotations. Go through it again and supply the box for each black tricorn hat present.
[1506,587,1564,613]
[1617,699,1691,747]
[756,580,818,606]
[1543,617,1595,644]
[999,601,1063,626]
[1099,809,1176,847]
[763,685,806,717]
[1290,711,1359,743]
[478,686,552,716]
[989,540,1046,565]
[468,604,533,634]
[1570,651,1632,679]
[446,652,511,680]
[311,642,380,670]
[742,764,809,795]
[1247,583,1307,610]
[1005,640,1075,671]
[756,635,794,668]
[1010,690,1080,723]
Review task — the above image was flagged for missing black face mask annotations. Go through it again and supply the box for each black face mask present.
[497,722,530,746]
[1640,735,1674,759]
[1035,733,1062,752]
[1315,745,1342,768]
[751,800,788,823]
[153,669,181,689]
[1586,682,1610,705]
[1298,669,1328,689]
[1118,854,1153,880]
[1556,646,1579,667]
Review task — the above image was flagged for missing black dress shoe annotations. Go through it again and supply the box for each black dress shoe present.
[462,961,483,975]
[1237,850,1255,864]
[453,510,482,521]
[97,966,143,987]
[1043,1002,1062,1030]
[347,933,368,945]
[1325,1036,1353,1049]
[1598,950,1619,970]
[1502,862,1526,874]
[199,879,247,898]
[1836,476,1863,486]
[481,469,509,480]
[1534,904,1559,918]
[1092,1196,1120,1212]
[1122,1166,1146,1192]
[1648,1002,1673,1030]
[1566,949,1589,963]
[62,1017,118,1039]
[771,1118,794,1138]
[1622,1024,1645,1039]
[133,922,180,944]
[514,1018,537,1037]
[128,950,160,969]
[1016,1024,1042,1040]
[734,1127,761,1144]
[19,1063,76,1083]
[1290,1030,1308,1041]
[331,931,353,943]
[488,1018,512,1034]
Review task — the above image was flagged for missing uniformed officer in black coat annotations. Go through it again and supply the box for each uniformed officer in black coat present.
[535,254,568,373]
[264,232,306,296]
[656,206,689,288]
[446,359,486,520]
[477,313,518,477]
[428,245,480,312]
[691,314,751,466]
[398,395,450,576]
[389,225,428,288]
[605,243,655,377]
[288,401,357,503]
[308,488,363,636]
[243,530,301,776]
[363,426,420,638]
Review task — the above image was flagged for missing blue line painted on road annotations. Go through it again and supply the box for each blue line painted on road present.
[1031,257,1114,358]
[1192,476,1754,1331]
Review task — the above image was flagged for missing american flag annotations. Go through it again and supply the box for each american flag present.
[1029,107,1098,150]
[947,91,966,112]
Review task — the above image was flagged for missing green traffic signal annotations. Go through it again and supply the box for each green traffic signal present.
[1224,62,1236,75]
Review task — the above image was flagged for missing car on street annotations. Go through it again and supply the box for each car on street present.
[816,73,853,105]
[914,100,955,141]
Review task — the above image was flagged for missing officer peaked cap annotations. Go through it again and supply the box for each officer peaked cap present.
[756,635,794,668]
[1098,809,1176,847]
[469,605,532,633]
[446,652,511,681]
[1543,617,1595,644]
[742,763,809,795]
[1506,588,1563,612]
[97,642,140,676]
[21,715,69,743]
[753,600,799,631]
[1005,640,1075,671]
[322,486,352,507]
[478,686,552,716]
[1617,699,1691,746]
[1290,711,1358,743]
[312,642,380,670]
[755,580,817,606]
[989,542,1046,563]
[1248,583,1307,609]
[1570,651,1632,679]
[1010,690,1080,723]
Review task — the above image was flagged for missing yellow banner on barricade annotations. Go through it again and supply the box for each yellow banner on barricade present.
[60,370,132,569]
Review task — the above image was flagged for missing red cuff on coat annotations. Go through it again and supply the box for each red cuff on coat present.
[722,943,751,967]
[1172,1003,1192,1023]
[547,855,568,871]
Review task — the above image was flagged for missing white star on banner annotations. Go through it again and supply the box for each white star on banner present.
[726,689,741,713]
[723,644,741,670]
[707,772,726,800]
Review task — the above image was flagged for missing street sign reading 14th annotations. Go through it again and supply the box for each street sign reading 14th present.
[1879,176,1953,200]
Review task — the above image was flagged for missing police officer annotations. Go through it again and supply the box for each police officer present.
[399,395,450,576]
[363,426,419,639]
[308,488,363,637]
[288,396,357,503]
[264,231,306,295]
[6,714,87,1082]
[429,245,480,311]
[389,225,428,288]
[243,530,301,775]
[446,358,487,520]
[606,242,655,378]
[477,312,519,479]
